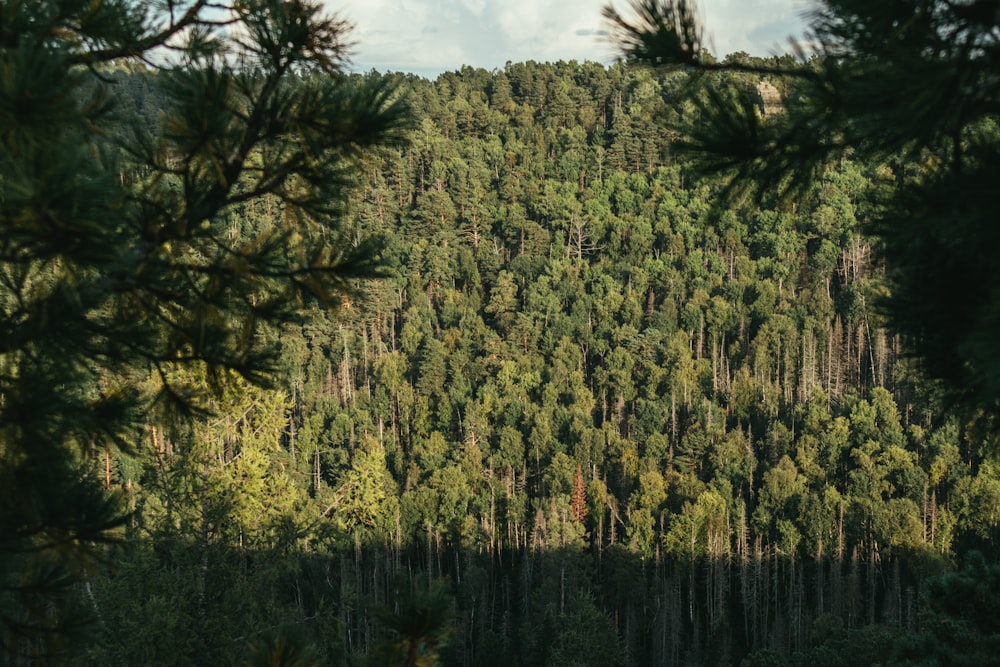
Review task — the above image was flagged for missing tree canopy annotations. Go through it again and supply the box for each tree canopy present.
[604,0,1000,413]
[55,59,1000,665]
[6,1,1000,664]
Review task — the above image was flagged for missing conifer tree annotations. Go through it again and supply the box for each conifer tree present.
[604,0,1000,413]
[0,0,408,656]
[572,463,589,523]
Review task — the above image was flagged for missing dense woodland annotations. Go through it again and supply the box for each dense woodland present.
[65,60,1000,666]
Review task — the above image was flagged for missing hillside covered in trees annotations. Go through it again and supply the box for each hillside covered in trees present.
[55,60,1000,665]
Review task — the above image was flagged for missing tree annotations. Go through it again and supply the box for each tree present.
[571,463,589,524]
[604,0,1000,413]
[0,0,409,656]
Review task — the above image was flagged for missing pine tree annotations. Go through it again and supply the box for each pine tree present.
[0,0,409,656]
[572,463,589,524]
[604,0,1000,414]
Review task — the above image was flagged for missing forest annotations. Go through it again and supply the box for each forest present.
[3,0,1000,664]
[56,59,1000,666]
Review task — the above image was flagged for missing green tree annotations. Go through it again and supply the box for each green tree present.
[605,0,1000,412]
[0,0,408,655]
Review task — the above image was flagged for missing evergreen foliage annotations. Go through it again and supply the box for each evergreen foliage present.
[60,59,1000,665]
[605,0,1000,413]
[6,2,1000,660]
[0,0,407,659]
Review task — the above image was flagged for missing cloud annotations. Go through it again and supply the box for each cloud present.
[458,0,487,16]
[700,0,810,56]
[332,0,808,75]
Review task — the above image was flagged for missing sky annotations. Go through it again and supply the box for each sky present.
[332,0,812,78]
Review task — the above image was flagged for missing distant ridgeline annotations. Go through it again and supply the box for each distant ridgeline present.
[84,60,999,667]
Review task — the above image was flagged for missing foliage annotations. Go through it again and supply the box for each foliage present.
[604,0,1000,414]
[11,32,1000,665]
[243,629,320,667]
[366,580,455,667]
[0,0,408,657]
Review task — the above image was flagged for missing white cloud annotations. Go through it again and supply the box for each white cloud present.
[330,0,809,75]
[700,0,811,57]
[458,0,488,16]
